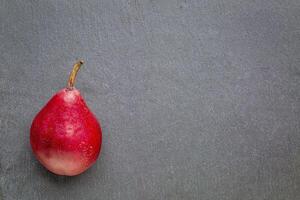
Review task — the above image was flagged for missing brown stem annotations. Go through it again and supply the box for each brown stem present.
[67,60,84,89]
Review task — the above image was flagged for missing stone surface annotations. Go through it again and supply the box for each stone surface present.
[0,0,299,199]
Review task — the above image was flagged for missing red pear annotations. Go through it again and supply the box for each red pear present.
[30,60,102,176]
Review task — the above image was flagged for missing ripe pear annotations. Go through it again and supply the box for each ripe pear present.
[30,60,102,176]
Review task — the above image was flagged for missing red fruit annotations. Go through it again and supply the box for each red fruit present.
[30,60,102,176]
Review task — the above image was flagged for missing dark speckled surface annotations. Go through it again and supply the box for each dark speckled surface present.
[0,0,299,199]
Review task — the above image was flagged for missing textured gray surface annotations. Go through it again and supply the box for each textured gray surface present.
[0,0,300,199]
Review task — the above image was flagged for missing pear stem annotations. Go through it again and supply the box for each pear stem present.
[67,60,84,89]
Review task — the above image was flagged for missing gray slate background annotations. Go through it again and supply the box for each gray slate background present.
[0,0,299,199]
